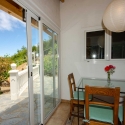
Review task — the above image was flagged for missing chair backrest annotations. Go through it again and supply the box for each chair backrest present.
[85,85,120,125]
[68,73,76,99]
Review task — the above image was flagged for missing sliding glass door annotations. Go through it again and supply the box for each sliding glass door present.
[26,10,41,125]
[26,11,60,125]
[2,1,60,124]
[43,25,60,118]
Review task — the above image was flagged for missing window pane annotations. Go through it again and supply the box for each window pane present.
[111,31,125,59]
[86,30,105,59]
[43,25,60,118]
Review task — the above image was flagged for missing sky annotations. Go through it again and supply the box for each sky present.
[0,10,50,57]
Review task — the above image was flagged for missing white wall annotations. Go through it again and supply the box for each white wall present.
[60,0,125,100]
[32,0,60,27]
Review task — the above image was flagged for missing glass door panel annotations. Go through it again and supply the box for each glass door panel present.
[31,18,41,125]
[0,3,30,125]
[43,25,54,117]
[43,25,59,118]
[54,33,59,105]
[26,10,41,125]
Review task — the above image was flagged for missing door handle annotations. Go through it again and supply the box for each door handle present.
[31,72,33,76]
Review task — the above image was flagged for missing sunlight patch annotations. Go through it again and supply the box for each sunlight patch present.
[0,10,25,31]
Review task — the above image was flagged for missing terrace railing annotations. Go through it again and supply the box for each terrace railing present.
[9,63,39,100]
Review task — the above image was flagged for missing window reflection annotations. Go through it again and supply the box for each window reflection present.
[111,31,125,59]
[86,30,105,59]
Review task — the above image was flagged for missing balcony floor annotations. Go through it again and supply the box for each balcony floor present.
[0,76,59,125]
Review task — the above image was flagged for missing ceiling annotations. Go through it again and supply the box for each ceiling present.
[0,0,64,21]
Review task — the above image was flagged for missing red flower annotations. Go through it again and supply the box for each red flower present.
[109,65,113,69]
[105,66,110,72]
[104,65,116,73]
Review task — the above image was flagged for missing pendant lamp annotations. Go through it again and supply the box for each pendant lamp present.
[103,0,125,32]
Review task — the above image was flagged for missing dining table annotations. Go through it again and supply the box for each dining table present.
[77,77,125,125]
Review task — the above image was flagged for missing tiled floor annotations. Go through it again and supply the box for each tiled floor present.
[51,103,122,125]
[46,102,84,125]
[45,102,70,125]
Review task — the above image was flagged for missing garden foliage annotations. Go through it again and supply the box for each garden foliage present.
[0,57,12,84]
[43,38,58,76]
[0,38,58,84]
[11,46,27,66]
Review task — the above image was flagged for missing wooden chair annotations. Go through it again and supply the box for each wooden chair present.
[68,73,85,119]
[84,85,120,125]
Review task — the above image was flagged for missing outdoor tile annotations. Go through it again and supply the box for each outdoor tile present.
[0,76,60,124]
[16,120,29,125]
[0,118,22,125]
[18,112,29,119]
[1,112,20,119]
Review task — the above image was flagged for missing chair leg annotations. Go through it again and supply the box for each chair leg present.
[69,101,73,120]
[72,104,74,111]
[122,121,125,125]
[83,105,84,118]
[85,122,89,125]
[118,118,122,125]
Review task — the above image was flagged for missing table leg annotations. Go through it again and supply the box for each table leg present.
[78,88,79,125]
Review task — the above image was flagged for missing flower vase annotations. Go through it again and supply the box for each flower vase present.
[106,73,114,87]
[104,65,115,88]
[107,73,110,84]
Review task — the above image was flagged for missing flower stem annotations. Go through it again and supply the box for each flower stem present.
[107,72,110,83]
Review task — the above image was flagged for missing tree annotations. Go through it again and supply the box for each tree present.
[11,46,27,66]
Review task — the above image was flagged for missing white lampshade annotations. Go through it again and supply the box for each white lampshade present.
[103,0,125,32]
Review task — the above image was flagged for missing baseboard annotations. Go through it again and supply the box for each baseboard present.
[61,99,70,103]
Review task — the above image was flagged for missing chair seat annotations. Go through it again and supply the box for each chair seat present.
[86,105,114,124]
[73,91,85,100]
[73,91,92,100]
[118,105,123,122]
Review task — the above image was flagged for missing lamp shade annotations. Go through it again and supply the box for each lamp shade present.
[103,0,125,32]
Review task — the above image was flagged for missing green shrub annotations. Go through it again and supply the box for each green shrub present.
[44,54,53,76]
[43,41,58,76]
[11,46,27,66]
[0,57,12,84]
[44,53,58,76]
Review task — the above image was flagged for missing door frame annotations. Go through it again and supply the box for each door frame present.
[26,9,43,125]
[13,1,61,124]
